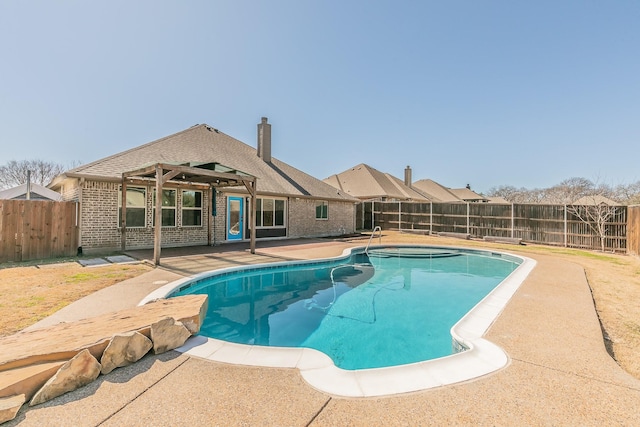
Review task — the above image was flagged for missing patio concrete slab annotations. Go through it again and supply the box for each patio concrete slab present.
[5,352,186,427]
[105,255,138,264]
[77,258,109,267]
[101,358,330,427]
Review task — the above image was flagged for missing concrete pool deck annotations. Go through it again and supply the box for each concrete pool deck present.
[7,236,640,426]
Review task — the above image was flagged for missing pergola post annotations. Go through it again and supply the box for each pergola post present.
[207,185,213,246]
[243,177,257,254]
[153,165,163,266]
[121,177,127,251]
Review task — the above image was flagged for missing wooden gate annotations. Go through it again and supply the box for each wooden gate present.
[0,200,78,263]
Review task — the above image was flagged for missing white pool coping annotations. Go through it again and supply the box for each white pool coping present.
[140,246,536,397]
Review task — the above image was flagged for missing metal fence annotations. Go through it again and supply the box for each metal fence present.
[0,200,79,263]
[356,201,630,253]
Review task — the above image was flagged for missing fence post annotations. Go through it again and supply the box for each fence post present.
[511,203,515,238]
[466,202,470,235]
[398,201,402,230]
[429,201,433,235]
[628,205,640,256]
[371,201,375,230]
[564,204,568,248]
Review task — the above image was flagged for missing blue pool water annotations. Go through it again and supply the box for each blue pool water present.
[171,246,521,370]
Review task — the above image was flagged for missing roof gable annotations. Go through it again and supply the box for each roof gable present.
[412,179,461,202]
[449,188,486,202]
[323,164,427,201]
[0,183,62,201]
[572,195,621,206]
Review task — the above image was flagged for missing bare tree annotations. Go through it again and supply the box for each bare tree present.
[487,185,544,203]
[566,195,619,252]
[544,177,595,204]
[613,181,640,205]
[0,160,67,190]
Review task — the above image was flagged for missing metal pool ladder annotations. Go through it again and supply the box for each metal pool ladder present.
[365,226,382,255]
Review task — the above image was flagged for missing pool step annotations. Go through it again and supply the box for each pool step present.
[366,249,461,259]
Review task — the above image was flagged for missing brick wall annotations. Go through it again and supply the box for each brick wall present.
[71,180,211,253]
[212,189,228,244]
[61,179,355,252]
[288,198,355,238]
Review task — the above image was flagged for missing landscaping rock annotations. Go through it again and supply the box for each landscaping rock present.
[0,361,66,401]
[0,294,208,371]
[30,350,101,406]
[0,394,25,424]
[100,332,153,374]
[150,317,192,354]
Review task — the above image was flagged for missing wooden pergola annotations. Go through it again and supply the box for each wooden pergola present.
[120,163,257,265]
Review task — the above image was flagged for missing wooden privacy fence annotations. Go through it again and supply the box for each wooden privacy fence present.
[357,201,631,253]
[0,200,79,263]
[628,205,640,256]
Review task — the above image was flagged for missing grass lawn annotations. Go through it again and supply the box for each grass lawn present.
[0,261,152,337]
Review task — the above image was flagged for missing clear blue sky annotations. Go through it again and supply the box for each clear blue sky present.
[1,1,639,193]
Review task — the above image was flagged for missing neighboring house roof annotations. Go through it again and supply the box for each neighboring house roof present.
[323,164,428,201]
[411,179,461,202]
[449,187,487,202]
[486,196,511,204]
[572,195,621,206]
[50,124,357,202]
[0,183,62,201]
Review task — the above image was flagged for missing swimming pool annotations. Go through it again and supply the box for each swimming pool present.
[141,245,536,396]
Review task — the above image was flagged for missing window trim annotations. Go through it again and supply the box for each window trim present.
[152,188,177,228]
[315,200,328,220]
[181,189,203,227]
[255,197,287,229]
[118,186,147,228]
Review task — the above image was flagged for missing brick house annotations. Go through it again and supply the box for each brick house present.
[48,118,358,255]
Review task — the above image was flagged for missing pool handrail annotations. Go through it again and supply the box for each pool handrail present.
[365,226,382,255]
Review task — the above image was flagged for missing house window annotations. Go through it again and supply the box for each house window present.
[118,186,146,228]
[255,197,286,227]
[316,200,328,220]
[182,190,202,226]
[152,189,177,227]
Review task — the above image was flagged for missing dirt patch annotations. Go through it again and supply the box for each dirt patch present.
[0,262,152,337]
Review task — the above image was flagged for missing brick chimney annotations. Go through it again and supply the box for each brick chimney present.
[404,165,412,186]
[257,117,271,163]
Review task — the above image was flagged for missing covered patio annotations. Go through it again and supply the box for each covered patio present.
[120,162,257,265]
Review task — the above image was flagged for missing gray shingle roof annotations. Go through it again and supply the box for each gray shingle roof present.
[411,179,461,202]
[60,124,357,201]
[572,195,621,206]
[449,188,486,202]
[323,163,428,201]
